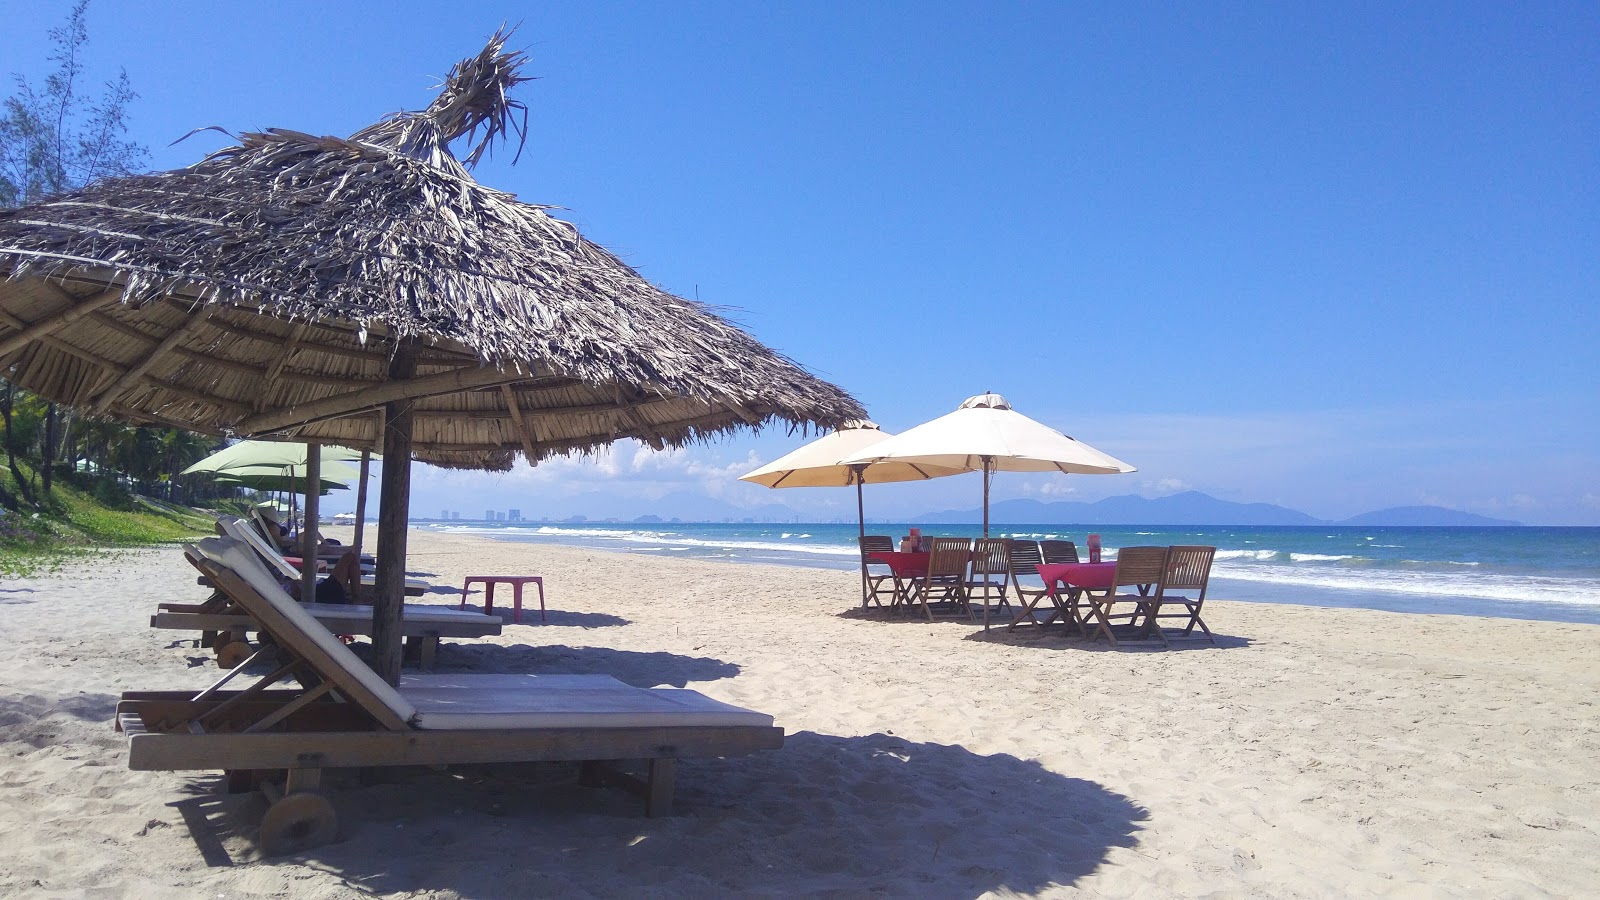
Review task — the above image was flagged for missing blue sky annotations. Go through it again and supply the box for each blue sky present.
[4,2,1596,524]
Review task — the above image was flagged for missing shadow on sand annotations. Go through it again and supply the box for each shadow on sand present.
[177,731,1145,896]
[966,623,1252,651]
[840,606,1252,651]
[415,642,742,688]
[499,609,629,629]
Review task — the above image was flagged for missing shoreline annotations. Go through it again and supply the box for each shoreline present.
[392,522,1600,627]
[1,527,1596,895]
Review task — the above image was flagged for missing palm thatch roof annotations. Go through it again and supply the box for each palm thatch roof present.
[0,33,863,469]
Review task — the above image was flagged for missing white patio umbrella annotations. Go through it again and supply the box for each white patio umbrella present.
[741,420,972,607]
[840,393,1136,537]
[738,420,971,536]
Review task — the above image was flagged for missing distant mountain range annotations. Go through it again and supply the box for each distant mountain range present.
[910,491,1521,527]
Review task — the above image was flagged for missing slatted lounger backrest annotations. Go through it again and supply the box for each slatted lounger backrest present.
[219,516,301,581]
[190,536,418,730]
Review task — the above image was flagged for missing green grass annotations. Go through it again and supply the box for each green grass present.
[0,462,213,577]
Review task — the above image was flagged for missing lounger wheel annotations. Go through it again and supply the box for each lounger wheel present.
[259,791,338,856]
[215,640,253,670]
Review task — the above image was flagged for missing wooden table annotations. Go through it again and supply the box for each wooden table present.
[867,551,929,611]
[1013,562,1118,631]
[460,575,546,623]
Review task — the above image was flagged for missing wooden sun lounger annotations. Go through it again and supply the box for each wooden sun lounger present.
[116,536,783,855]
[156,548,503,668]
[219,516,429,597]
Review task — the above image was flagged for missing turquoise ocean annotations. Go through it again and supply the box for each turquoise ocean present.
[425,522,1600,625]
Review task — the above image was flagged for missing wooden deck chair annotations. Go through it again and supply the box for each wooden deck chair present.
[220,517,427,598]
[159,545,503,668]
[1145,545,1217,645]
[117,536,783,854]
[1005,540,1060,630]
[1076,546,1169,645]
[911,538,972,621]
[248,507,373,568]
[966,538,1012,629]
[859,535,897,608]
[1040,540,1080,565]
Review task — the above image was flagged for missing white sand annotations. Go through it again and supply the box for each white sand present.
[1,528,1597,898]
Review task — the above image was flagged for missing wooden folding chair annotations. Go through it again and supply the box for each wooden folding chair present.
[1040,540,1079,565]
[1004,540,1060,630]
[912,538,972,621]
[966,538,1012,629]
[858,535,898,608]
[1076,546,1168,645]
[1145,545,1217,645]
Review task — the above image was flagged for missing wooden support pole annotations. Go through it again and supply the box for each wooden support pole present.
[499,384,540,463]
[352,450,370,561]
[300,447,321,606]
[372,342,418,686]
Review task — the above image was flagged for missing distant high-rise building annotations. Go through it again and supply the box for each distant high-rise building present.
[485,509,494,521]
[441,509,448,520]
[509,508,522,521]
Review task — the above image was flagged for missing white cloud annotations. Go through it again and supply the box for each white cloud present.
[317,399,1600,525]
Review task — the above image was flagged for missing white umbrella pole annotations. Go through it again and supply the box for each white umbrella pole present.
[854,465,866,539]
[982,456,992,538]
[300,446,321,604]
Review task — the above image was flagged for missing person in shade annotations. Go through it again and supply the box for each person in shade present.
[284,550,362,605]
[258,505,345,556]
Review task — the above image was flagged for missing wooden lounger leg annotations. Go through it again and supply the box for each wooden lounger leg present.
[577,759,678,817]
[402,636,440,669]
[645,758,675,818]
[258,767,337,856]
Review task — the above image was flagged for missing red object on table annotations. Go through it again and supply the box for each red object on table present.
[460,575,546,623]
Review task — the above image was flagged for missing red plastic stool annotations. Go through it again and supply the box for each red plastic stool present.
[460,575,545,623]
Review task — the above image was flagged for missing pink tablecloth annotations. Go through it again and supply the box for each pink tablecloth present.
[1036,561,1117,592]
[869,551,930,578]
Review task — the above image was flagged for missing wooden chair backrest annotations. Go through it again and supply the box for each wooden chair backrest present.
[1008,540,1042,578]
[1112,546,1169,589]
[219,516,301,580]
[188,536,415,731]
[248,507,291,547]
[1040,540,1080,564]
[971,538,1010,577]
[860,535,894,565]
[927,538,972,578]
[1163,545,1215,593]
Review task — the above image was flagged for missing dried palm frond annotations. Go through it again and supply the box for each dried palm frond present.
[0,31,863,469]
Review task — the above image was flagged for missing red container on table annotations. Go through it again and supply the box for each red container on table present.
[1087,533,1102,563]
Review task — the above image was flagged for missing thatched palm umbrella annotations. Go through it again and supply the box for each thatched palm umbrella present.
[0,33,863,682]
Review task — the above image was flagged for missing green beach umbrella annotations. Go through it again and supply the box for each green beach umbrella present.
[182,440,374,476]
[211,463,359,495]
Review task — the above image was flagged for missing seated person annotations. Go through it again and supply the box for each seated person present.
[257,506,346,557]
[284,550,362,605]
